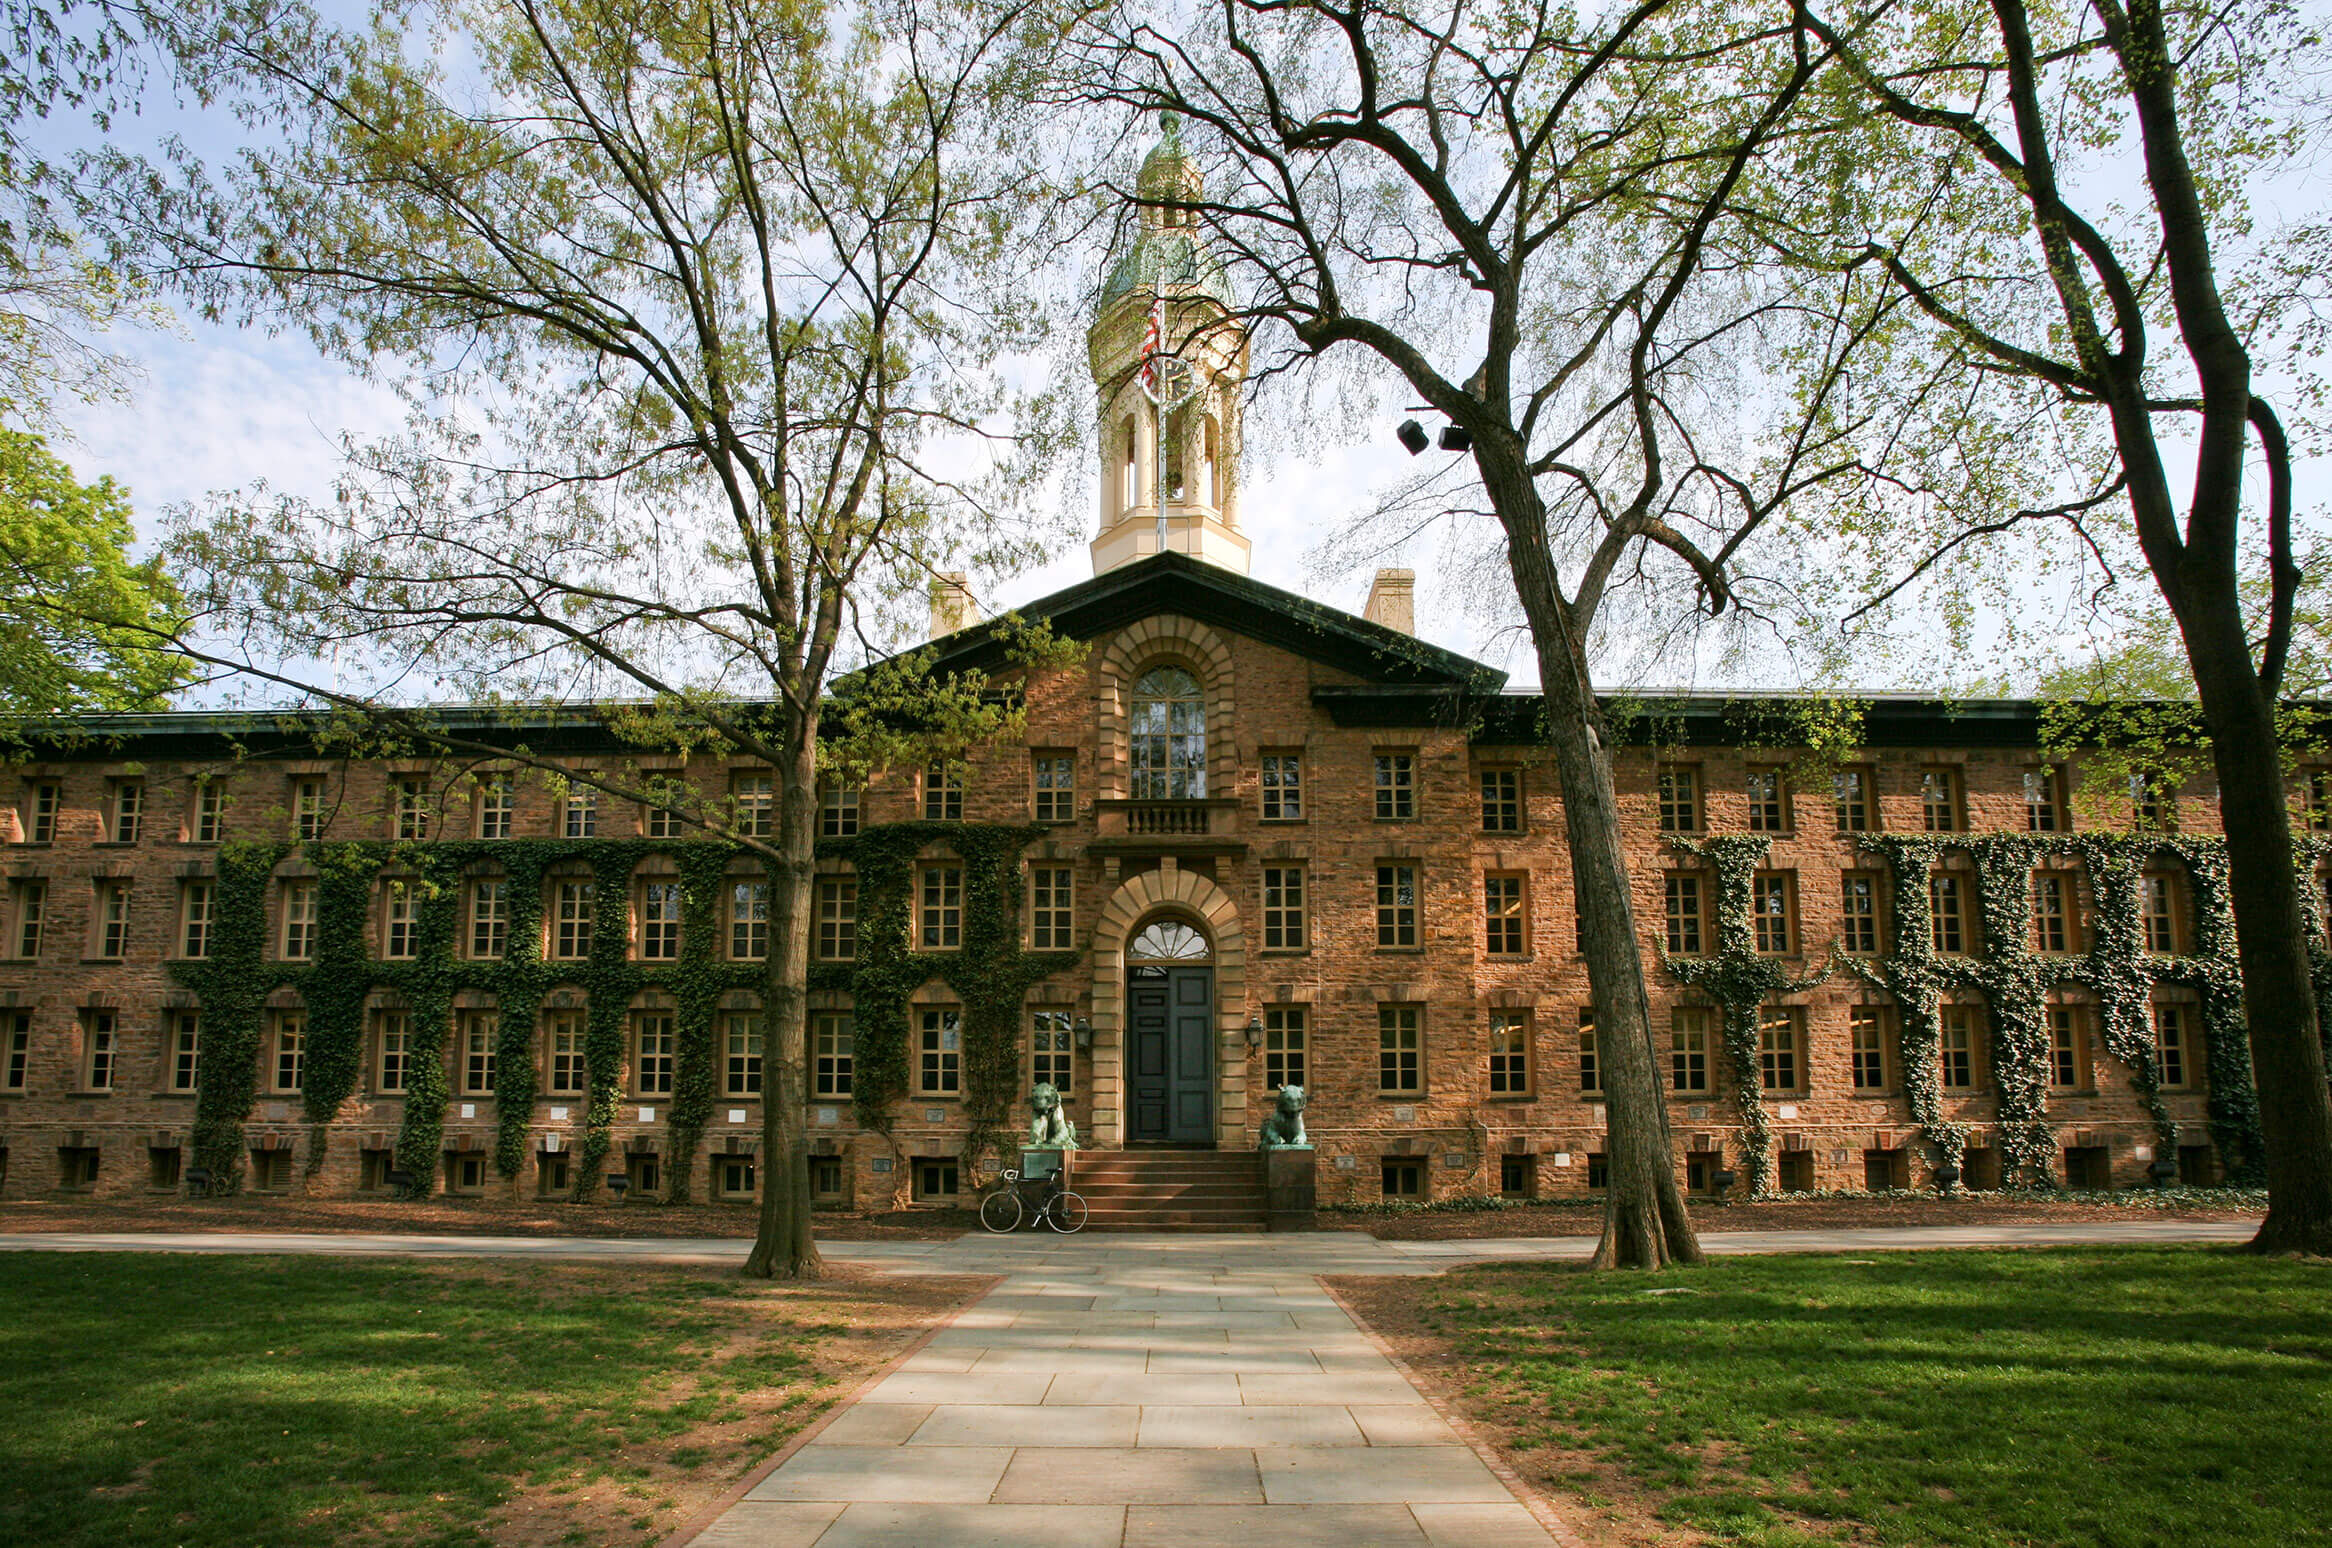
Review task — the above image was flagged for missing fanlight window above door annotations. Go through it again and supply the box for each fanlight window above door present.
[1130,666,1206,799]
[1128,920,1209,961]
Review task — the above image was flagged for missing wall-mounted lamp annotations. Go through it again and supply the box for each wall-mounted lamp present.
[1244,1015,1264,1052]
[1074,1016,1093,1052]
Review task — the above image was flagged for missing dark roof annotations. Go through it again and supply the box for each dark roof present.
[921,550,1507,690]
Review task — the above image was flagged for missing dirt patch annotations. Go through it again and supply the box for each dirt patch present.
[0,1193,971,1241]
[1350,1194,2262,1239]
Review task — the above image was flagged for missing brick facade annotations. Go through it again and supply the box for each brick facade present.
[0,559,2257,1209]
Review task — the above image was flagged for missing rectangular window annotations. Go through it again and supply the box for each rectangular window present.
[192,782,224,843]
[10,879,41,959]
[1377,1004,1422,1093]
[1375,864,1418,948]
[180,880,215,959]
[291,777,329,840]
[731,772,774,838]
[169,1011,201,1092]
[1920,766,1961,832]
[2132,770,2177,829]
[461,1010,498,1095]
[1578,1011,1600,1094]
[724,1011,763,1096]
[2308,770,2332,832]
[1264,1008,1306,1089]
[1834,765,1876,833]
[643,779,686,838]
[273,1010,306,1092]
[1484,872,1527,955]
[2153,1003,2192,1089]
[729,880,770,961]
[1747,768,1788,832]
[83,1009,117,1091]
[393,777,431,840]
[819,785,861,838]
[919,1007,961,1095]
[1758,1006,1803,1093]
[635,1012,676,1095]
[1664,873,1704,955]
[638,879,682,960]
[1940,1005,1979,1091]
[1657,765,1699,832]
[95,880,131,960]
[1928,872,1966,954]
[1840,872,1882,955]
[3,1009,26,1090]
[1260,752,1304,820]
[1031,1009,1074,1094]
[817,878,858,960]
[543,1011,586,1096]
[1850,1006,1888,1091]
[563,786,598,839]
[476,778,514,840]
[2030,871,2074,953]
[1032,754,1076,823]
[381,879,419,960]
[920,865,963,949]
[1261,866,1306,950]
[1481,767,1522,832]
[1029,866,1073,950]
[552,879,595,959]
[377,1009,412,1094]
[1488,1011,1531,1096]
[2142,872,2183,954]
[1670,1007,1710,1092]
[2048,1005,2089,1090]
[469,879,508,959]
[716,1156,756,1199]
[24,780,58,843]
[813,1012,854,1097]
[110,780,144,844]
[924,764,963,821]
[1374,753,1416,819]
[1751,871,1796,955]
[2024,766,2065,832]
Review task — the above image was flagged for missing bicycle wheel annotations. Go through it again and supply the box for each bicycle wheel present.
[1045,1190,1088,1233]
[979,1187,1024,1233]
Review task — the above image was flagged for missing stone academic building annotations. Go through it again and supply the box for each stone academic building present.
[0,130,2295,1215]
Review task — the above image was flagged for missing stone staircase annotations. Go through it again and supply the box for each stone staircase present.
[1068,1148,1269,1232]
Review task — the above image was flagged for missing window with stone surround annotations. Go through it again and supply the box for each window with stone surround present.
[1480,767,1522,832]
[2131,770,2178,830]
[725,1009,763,1096]
[1577,1011,1600,1094]
[271,1009,306,1092]
[191,781,225,843]
[1032,753,1076,824]
[1029,866,1073,950]
[1920,766,1962,832]
[1264,1008,1306,1089]
[1757,1005,1805,1093]
[2152,1002,2195,1089]
[2307,769,2332,832]
[169,1010,201,1092]
[1375,864,1418,948]
[393,776,431,840]
[2141,869,2188,954]
[9,878,41,959]
[1262,865,1306,951]
[562,784,598,838]
[815,1011,854,1098]
[22,780,57,843]
[81,1008,117,1091]
[550,878,595,959]
[1850,1005,1890,1090]
[1941,1003,1985,1091]
[180,879,215,959]
[1377,1004,1422,1093]
[2047,1004,2091,1091]
[1840,871,1883,955]
[1834,765,1878,833]
[1657,764,1700,832]
[1663,872,1706,955]
[1488,1011,1531,1096]
[2030,869,2080,953]
[925,762,964,820]
[818,876,858,960]
[1130,666,1206,800]
[1747,767,1788,832]
[475,777,514,839]
[820,784,861,837]
[460,1009,499,1095]
[542,1008,586,1096]
[275,878,315,958]
[93,879,131,960]
[638,877,682,960]
[1670,1007,1711,1092]
[1483,872,1527,955]
[108,778,144,844]
[1260,752,1303,820]
[1374,752,1416,819]
[2024,765,2067,832]
[729,880,770,961]
[1751,870,1796,955]
[920,864,963,949]
[468,877,509,959]
[635,1008,676,1096]
[732,770,775,838]
[377,1007,413,1094]
[3,1009,27,1089]
[643,781,687,838]
[918,1006,962,1095]
[1927,871,1969,954]
[381,878,419,960]
[1031,1009,1073,1094]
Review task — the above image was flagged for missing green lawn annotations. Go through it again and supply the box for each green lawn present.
[0,1252,965,1547]
[1389,1247,2332,1546]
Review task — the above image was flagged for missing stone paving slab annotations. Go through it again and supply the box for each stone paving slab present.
[742,1445,1012,1503]
[812,1503,1127,1548]
[994,1446,1266,1503]
[1122,1503,1430,1546]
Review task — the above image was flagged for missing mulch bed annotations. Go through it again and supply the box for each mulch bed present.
[0,1192,973,1241]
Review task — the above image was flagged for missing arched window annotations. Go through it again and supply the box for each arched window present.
[1201,414,1219,507]
[1130,666,1206,799]
[1129,919,1209,961]
[1165,404,1189,500]
[1120,416,1138,513]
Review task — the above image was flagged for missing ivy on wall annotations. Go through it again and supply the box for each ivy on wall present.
[168,823,1079,1199]
[1662,828,2270,1195]
[814,820,1080,1171]
[168,839,764,1198]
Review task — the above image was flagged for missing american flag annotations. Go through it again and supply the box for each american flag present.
[1140,295,1163,392]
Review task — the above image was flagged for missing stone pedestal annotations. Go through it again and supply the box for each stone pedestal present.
[1263,1147,1316,1232]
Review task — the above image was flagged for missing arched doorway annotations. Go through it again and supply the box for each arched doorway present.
[1126,916,1214,1144]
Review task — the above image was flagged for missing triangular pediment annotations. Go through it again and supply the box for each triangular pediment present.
[920,552,1505,690]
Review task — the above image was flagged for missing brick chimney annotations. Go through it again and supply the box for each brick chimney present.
[928,572,978,639]
[1363,568,1416,635]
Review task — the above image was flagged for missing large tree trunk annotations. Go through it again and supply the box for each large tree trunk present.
[1496,489,1701,1269]
[743,722,824,1279]
[2181,608,2332,1254]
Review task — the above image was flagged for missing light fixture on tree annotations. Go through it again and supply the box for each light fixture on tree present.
[1395,419,1430,454]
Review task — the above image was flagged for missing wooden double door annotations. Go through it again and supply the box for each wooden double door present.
[1127,965,1214,1144]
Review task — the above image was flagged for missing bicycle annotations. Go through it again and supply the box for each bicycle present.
[978,1165,1089,1233]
